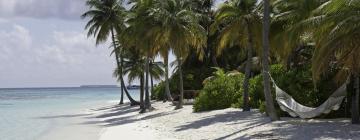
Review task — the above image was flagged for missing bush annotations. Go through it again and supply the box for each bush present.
[248,64,286,108]
[151,82,165,101]
[151,73,181,101]
[193,68,245,112]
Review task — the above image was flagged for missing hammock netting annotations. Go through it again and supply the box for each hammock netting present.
[270,75,348,119]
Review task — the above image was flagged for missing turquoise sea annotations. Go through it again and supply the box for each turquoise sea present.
[0,87,139,140]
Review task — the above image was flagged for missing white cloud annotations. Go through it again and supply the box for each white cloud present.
[0,18,9,23]
[0,25,32,61]
[0,0,87,20]
[33,31,98,65]
[0,0,224,20]
[0,24,117,88]
[0,25,98,66]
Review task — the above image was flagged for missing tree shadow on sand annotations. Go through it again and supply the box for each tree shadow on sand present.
[82,104,177,127]
[231,118,360,140]
[174,109,360,140]
[36,113,93,119]
[90,104,126,111]
[92,105,139,118]
[101,111,177,127]
[214,121,269,140]
[175,111,269,132]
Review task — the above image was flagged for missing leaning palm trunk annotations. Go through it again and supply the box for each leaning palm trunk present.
[110,29,128,105]
[120,60,140,106]
[352,74,360,124]
[175,58,184,109]
[111,29,139,106]
[262,0,279,121]
[144,51,151,110]
[163,56,173,102]
[242,26,253,111]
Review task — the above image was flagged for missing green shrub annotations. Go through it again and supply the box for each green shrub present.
[246,64,286,108]
[151,82,165,101]
[193,68,245,112]
[151,75,181,101]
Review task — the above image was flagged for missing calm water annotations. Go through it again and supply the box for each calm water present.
[0,87,139,140]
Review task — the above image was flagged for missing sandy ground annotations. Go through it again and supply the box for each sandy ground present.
[85,102,360,140]
[37,107,104,140]
[38,101,360,140]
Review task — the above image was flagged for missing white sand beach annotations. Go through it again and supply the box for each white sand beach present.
[49,101,359,140]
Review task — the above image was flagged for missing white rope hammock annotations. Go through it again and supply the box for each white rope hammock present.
[269,75,349,119]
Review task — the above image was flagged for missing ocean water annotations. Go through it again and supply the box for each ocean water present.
[0,87,139,140]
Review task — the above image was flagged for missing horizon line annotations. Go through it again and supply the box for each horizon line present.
[0,85,124,89]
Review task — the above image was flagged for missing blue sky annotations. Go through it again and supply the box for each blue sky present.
[0,0,225,88]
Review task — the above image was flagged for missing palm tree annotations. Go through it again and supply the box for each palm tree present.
[117,46,146,112]
[81,0,139,106]
[125,0,164,110]
[193,0,218,67]
[153,0,207,109]
[158,46,173,102]
[116,45,164,112]
[262,0,280,121]
[310,0,360,124]
[271,0,326,68]
[112,44,142,105]
[149,59,165,90]
[210,0,262,111]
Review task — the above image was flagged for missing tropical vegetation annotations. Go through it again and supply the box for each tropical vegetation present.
[83,0,360,124]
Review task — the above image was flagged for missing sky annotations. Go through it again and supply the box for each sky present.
[0,0,225,88]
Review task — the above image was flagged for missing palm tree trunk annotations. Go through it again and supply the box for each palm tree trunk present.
[262,0,279,121]
[111,29,139,106]
[204,7,218,68]
[150,66,154,94]
[163,56,173,102]
[211,52,219,67]
[119,46,139,106]
[140,73,146,113]
[242,25,253,111]
[352,74,360,124]
[120,69,140,106]
[119,85,124,105]
[145,51,151,110]
[110,29,126,105]
[175,58,184,109]
[207,23,218,67]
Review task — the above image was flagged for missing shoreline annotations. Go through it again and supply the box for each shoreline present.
[37,100,120,140]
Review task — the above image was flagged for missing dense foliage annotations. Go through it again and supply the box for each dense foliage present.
[193,68,244,112]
